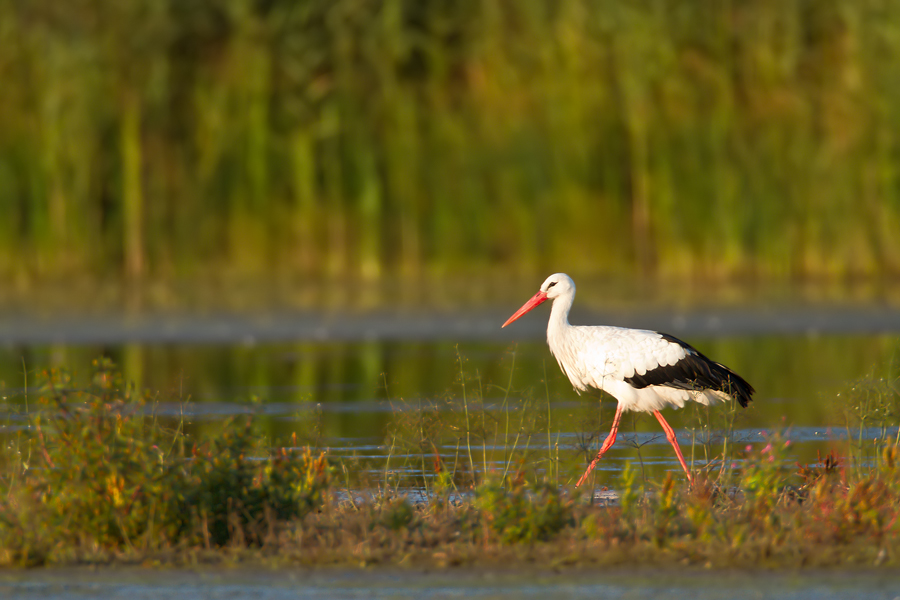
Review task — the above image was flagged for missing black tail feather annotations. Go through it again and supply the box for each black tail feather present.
[708,360,754,408]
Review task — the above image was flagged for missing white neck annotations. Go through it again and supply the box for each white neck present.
[547,289,574,340]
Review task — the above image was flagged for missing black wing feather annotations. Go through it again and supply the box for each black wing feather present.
[623,333,754,408]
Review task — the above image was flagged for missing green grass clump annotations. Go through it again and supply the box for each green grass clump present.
[476,471,573,544]
[0,360,330,565]
[166,421,330,548]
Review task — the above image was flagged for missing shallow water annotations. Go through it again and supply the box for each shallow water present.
[2,568,900,600]
[1,309,899,486]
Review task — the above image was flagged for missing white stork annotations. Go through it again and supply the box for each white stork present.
[502,273,754,486]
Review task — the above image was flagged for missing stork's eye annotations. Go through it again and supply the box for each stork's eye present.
[547,281,557,289]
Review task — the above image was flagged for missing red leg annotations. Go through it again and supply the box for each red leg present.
[576,403,624,488]
[653,410,693,485]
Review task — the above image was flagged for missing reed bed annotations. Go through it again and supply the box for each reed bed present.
[1,358,900,569]
[3,1,900,285]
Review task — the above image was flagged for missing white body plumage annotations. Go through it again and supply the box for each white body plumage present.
[505,273,753,414]
[546,288,728,413]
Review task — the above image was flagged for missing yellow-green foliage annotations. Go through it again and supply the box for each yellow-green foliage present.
[167,424,330,547]
[377,496,418,532]
[2,1,900,282]
[740,432,792,518]
[8,361,171,555]
[0,361,331,565]
[476,472,573,544]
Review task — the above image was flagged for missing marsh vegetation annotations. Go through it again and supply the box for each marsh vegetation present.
[1,356,899,569]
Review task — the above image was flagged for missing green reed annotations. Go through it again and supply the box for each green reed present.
[2,1,900,286]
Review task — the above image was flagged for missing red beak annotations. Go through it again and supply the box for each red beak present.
[502,291,549,328]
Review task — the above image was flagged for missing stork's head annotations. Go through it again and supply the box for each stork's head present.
[540,272,575,299]
[502,273,574,328]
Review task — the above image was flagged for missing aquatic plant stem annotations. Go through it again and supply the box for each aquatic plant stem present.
[477,370,487,477]
[21,357,26,416]
[384,427,397,493]
[544,361,553,482]
[458,348,476,483]
[502,348,516,475]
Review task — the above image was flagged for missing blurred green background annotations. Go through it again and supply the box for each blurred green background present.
[4,0,900,305]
